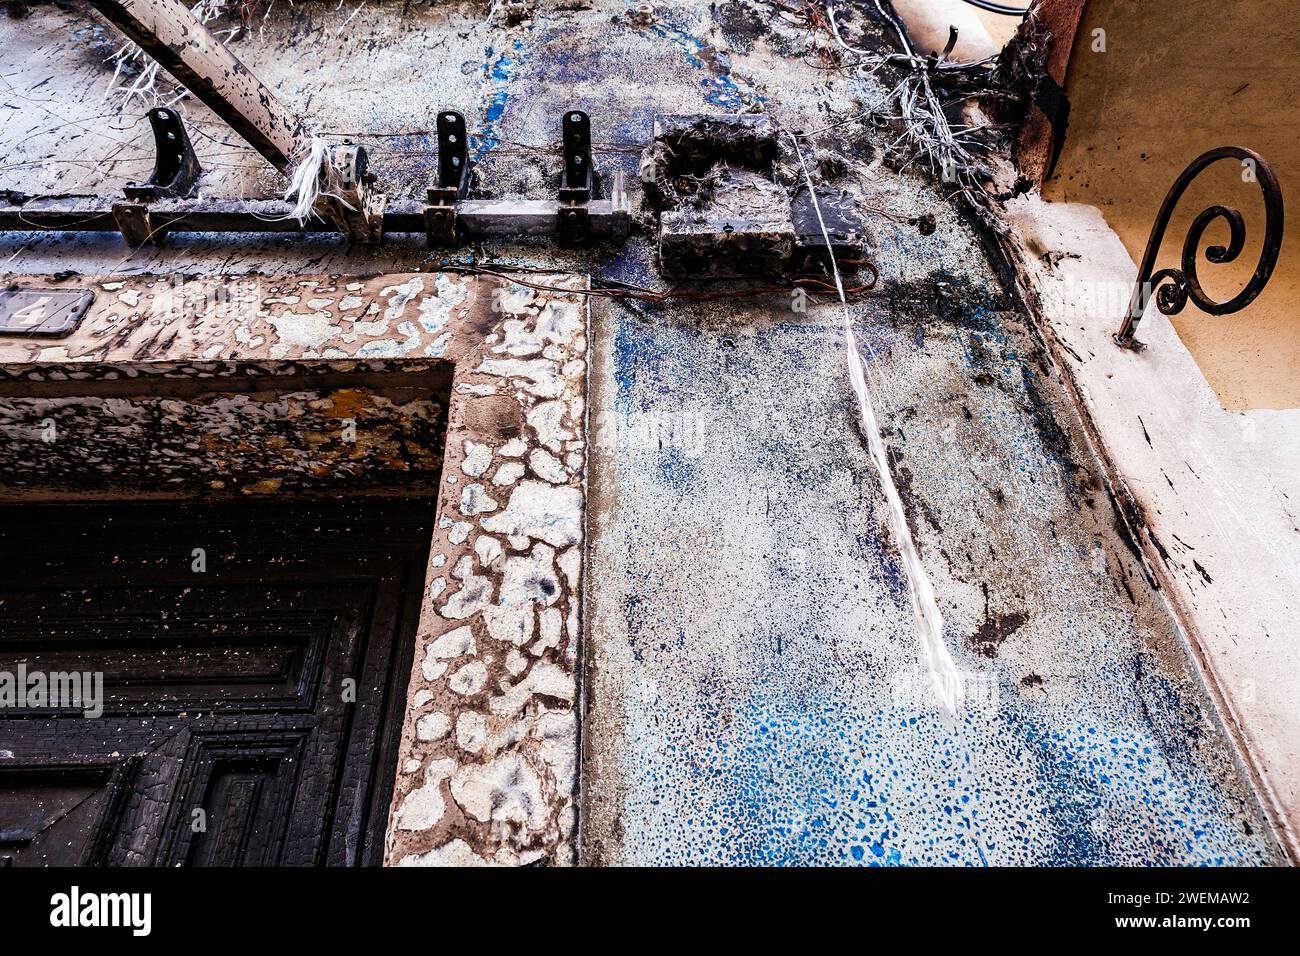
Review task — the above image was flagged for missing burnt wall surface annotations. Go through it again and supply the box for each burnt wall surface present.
[0,361,447,498]
[0,1,1283,865]
[0,270,591,869]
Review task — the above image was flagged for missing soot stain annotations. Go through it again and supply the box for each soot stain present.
[968,610,1027,659]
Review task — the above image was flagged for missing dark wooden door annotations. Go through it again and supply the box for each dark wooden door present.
[0,499,433,867]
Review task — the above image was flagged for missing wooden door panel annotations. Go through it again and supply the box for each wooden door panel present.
[156,732,309,867]
[0,587,349,713]
[0,762,131,866]
[0,500,433,867]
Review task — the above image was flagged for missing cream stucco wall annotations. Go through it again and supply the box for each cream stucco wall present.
[1046,0,1300,410]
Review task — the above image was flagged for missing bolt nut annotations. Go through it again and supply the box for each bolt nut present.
[629,3,656,25]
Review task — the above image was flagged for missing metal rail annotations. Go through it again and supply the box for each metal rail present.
[0,194,631,244]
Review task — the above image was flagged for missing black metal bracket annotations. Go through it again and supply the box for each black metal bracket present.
[0,106,632,247]
[111,201,157,247]
[425,110,472,246]
[560,110,593,200]
[558,110,595,245]
[1115,146,1285,349]
[123,107,202,202]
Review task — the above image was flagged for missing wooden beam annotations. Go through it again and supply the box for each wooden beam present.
[86,0,305,171]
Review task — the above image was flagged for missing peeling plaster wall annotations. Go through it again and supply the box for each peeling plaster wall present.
[0,1,1286,866]
[582,269,1277,867]
[0,271,591,868]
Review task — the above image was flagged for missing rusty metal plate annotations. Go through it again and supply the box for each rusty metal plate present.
[0,287,93,336]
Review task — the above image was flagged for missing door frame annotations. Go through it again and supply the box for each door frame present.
[0,271,591,867]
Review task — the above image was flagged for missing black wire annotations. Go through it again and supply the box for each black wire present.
[957,0,1031,16]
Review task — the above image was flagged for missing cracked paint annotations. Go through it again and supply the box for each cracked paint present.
[0,270,590,869]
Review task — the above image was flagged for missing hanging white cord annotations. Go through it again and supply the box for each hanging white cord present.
[267,137,361,225]
[788,131,964,718]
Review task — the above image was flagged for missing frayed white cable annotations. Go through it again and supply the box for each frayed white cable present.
[788,131,965,719]
[824,1,992,214]
[276,137,358,225]
[282,137,330,224]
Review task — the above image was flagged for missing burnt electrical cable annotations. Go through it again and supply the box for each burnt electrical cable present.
[787,128,965,717]
[957,0,1031,18]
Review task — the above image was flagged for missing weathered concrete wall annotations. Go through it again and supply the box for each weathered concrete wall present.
[1002,190,1300,862]
[582,229,1277,867]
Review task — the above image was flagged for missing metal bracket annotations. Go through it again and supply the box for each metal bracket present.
[111,201,158,246]
[123,107,202,201]
[314,144,386,245]
[560,110,594,201]
[425,111,472,247]
[558,203,590,245]
[0,107,632,247]
[1114,146,1285,348]
[559,110,595,245]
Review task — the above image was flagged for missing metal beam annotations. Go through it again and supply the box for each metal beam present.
[85,0,304,171]
[0,196,633,242]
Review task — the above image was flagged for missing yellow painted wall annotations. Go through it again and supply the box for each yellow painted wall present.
[1046,0,1299,410]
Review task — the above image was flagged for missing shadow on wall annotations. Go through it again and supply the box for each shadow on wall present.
[1046,0,1299,411]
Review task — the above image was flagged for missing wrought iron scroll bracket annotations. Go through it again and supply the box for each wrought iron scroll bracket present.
[1114,146,1284,349]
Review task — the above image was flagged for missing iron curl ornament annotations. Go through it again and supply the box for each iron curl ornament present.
[1114,146,1284,348]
